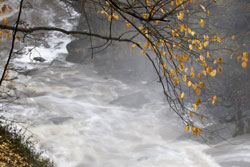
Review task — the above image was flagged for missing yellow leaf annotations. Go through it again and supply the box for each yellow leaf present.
[212,96,217,104]
[144,40,151,49]
[189,44,193,50]
[203,34,209,41]
[126,21,131,28]
[199,82,205,87]
[170,69,175,77]
[173,77,180,86]
[202,70,207,76]
[178,63,184,71]
[185,125,189,131]
[207,51,211,58]
[179,24,185,32]
[217,36,221,43]
[112,13,119,20]
[182,75,187,82]
[237,56,242,61]
[197,73,202,79]
[206,10,210,16]
[163,61,167,69]
[108,15,112,22]
[142,13,149,19]
[6,33,9,40]
[171,30,175,37]
[195,87,201,96]
[183,55,189,62]
[190,67,195,78]
[242,62,247,68]
[217,65,222,73]
[131,43,136,50]
[203,41,209,47]
[211,36,221,43]
[177,11,184,20]
[100,10,106,15]
[190,111,193,118]
[169,1,174,6]
[176,0,183,5]
[195,98,202,106]
[155,41,160,47]
[187,80,192,87]
[140,49,146,54]
[217,57,222,63]
[160,8,165,14]
[193,104,197,111]
[192,126,202,135]
[200,54,205,62]
[16,34,21,41]
[146,0,151,5]
[2,17,7,25]
[180,92,185,99]
[200,19,205,27]
[160,50,166,56]
[138,25,144,31]
[243,52,248,58]
[209,69,216,77]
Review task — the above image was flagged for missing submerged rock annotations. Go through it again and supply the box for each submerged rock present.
[33,57,46,62]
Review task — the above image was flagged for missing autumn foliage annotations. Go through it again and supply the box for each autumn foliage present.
[98,0,248,135]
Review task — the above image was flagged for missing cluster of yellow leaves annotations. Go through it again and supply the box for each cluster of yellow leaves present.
[0,4,22,41]
[100,0,232,136]
[237,52,248,68]
[185,125,202,135]
[100,10,119,22]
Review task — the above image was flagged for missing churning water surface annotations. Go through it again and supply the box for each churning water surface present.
[2,60,249,167]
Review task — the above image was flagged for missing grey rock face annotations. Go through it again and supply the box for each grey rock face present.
[66,39,92,63]
[234,110,250,136]
[65,1,156,83]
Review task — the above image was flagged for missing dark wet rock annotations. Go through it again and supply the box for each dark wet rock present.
[33,57,46,62]
[65,0,155,83]
[66,39,92,63]
[234,110,250,136]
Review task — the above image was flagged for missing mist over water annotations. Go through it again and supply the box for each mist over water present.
[5,61,222,167]
[1,0,250,167]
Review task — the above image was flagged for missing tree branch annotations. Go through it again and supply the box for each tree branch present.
[0,0,24,86]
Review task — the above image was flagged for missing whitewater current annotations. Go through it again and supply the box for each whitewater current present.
[0,1,249,165]
[2,59,250,167]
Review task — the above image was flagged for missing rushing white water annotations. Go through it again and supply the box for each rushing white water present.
[4,62,223,167]
[1,1,249,166]
[0,46,248,167]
